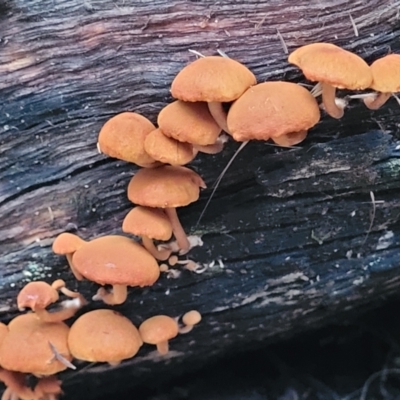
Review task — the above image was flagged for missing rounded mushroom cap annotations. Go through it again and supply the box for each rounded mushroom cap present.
[0,322,7,347]
[288,42,372,90]
[182,310,202,326]
[98,112,157,167]
[68,309,142,363]
[144,128,196,166]
[52,232,86,255]
[122,206,173,241]
[171,56,257,102]
[72,235,160,287]
[139,315,179,345]
[127,165,206,208]
[158,101,221,146]
[369,54,400,93]
[0,313,71,375]
[17,281,59,311]
[227,81,320,142]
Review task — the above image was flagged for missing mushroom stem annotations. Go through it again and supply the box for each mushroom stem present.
[164,207,190,252]
[156,341,169,355]
[363,92,391,110]
[208,101,230,133]
[93,284,128,305]
[321,82,344,119]
[142,236,171,261]
[34,376,63,400]
[34,304,81,323]
[0,369,35,400]
[66,253,84,281]
[271,130,307,147]
[194,141,224,154]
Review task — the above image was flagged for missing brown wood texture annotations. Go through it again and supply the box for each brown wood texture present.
[1,0,400,398]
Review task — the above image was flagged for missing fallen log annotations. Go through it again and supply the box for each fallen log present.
[1,0,400,398]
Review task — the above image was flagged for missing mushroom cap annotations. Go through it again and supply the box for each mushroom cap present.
[288,42,372,90]
[17,281,59,311]
[98,112,157,167]
[227,81,320,142]
[144,128,196,165]
[127,165,206,208]
[139,315,179,345]
[122,206,173,241]
[182,310,202,326]
[0,313,71,375]
[52,232,86,255]
[158,101,221,146]
[369,54,400,93]
[0,323,7,348]
[72,235,160,287]
[68,309,142,363]
[171,56,257,102]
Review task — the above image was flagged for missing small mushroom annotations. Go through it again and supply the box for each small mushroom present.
[288,42,372,118]
[68,309,142,365]
[171,56,256,132]
[179,310,202,334]
[227,81,320,145]
[71,235,160,305]
[139,315,179,355]
[97,111,159,167]
[122,206,173,261]
[127,165,206,252]
[17,279,86,323]
[363,54,400,109]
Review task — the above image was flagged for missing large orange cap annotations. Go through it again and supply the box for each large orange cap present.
[127,165,206,208]
[288,42,372,90]
[98,112,157,167]
[144,128,196,166]
[171,56,256,102]
[68,309,142,363]
[369,54,400,93]
[0,313,71,375]
[72,235,160,287]
[158,101,221,146]
[122,206,173,241]
[227,81,320,142]
[17,281,59,311]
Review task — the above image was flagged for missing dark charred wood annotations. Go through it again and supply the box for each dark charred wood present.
[1,0,400,399]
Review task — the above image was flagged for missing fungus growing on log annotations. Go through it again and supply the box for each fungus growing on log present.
[71,235,160,305]
[227,81,320,146]
[170,56,256,132]
[288,42,372,118]
[139,315,179,355]
[68,309,143,365]
[127,165,206,252]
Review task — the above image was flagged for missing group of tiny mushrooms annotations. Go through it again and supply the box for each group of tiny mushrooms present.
[1,42,399,400]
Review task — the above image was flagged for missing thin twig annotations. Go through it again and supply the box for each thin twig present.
[276,29,288,54]
[360,191,376,248]
[188,49,205,58]
[349,13,359,37]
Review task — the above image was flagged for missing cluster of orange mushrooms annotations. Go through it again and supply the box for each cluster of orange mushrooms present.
[1,43,399,400]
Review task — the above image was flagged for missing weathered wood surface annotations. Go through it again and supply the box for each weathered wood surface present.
[1,0,400,398]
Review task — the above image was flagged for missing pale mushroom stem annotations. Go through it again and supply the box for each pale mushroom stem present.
[141,236,171,261]
[66,253,84,281]
[363,92,391,110]
[156,341,169,355]
[321,82,344,119]
[208,101,230,133]
[34,376,63,400]
[94,284,128,305]
[0,369,35,400]
[164,207,190,252]
[271,130,308,147]
[35,306,81,323]
[194,141,224,155]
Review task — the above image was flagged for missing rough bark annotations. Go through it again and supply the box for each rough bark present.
[1,0,400,399]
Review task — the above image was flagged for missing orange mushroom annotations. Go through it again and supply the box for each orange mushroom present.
[227,81,320,146]
[97,111,159,167]
[17,279,86,323]
[71,235,160,305]
[68,309,142,365]
[179,310,202,334]
[127,165,206,252]
[363,54,400,109]
[122,206,173,261]
[288,42,372,118]
[139,315,179,355]
[171,56,256,132]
